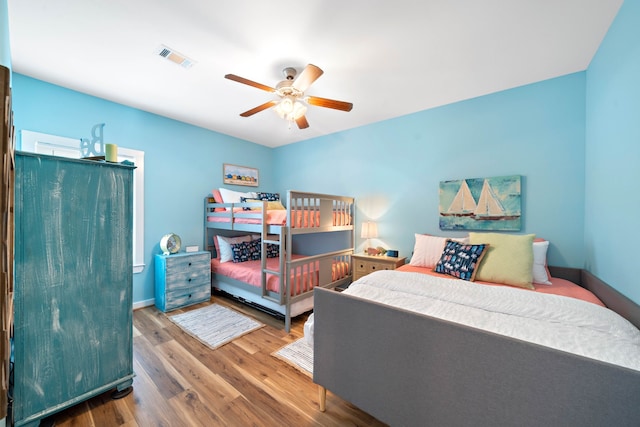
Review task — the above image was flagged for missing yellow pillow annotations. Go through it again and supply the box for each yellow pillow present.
[243,199,286,210]
[468,232,535,289]
[266,200,285,210]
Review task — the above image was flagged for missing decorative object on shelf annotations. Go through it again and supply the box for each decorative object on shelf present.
[439,175,522,231]
[366,246,387,256]
[386,250,399,258]
[185,245,199,253]
[105,143,118,162]
[160,233,182,255]
[223,163,259,187]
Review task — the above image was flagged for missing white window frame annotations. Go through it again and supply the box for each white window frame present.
[20,130,145,273]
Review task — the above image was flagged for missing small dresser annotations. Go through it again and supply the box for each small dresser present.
[155,251,211,312]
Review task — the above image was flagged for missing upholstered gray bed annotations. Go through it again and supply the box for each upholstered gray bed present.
[313,267,640,427]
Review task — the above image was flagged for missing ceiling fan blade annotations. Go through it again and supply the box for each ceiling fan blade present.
[306,96,353,112]
[293,64,323,92]
[295,115,310,129]
[225,74,275,93]
[240,100,278,117]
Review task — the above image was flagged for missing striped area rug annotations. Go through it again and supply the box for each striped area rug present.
[169,304,264,350]
[273,338,313,377]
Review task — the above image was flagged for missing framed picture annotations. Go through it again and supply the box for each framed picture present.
[439,175,521,231]
[223,163,259,187]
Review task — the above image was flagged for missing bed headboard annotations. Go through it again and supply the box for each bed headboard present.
[549,266,640,329]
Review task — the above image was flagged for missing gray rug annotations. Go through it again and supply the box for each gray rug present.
[273,338,313,377]
[169,304,264,350]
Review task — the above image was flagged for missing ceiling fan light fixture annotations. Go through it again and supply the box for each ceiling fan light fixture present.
[274,96,306,121]
[278,96,295,114]
[225,63,351,129]
[292,101,307,120]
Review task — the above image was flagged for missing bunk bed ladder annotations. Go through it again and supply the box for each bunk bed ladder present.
[259,206,287,307]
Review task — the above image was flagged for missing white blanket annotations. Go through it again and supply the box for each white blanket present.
[342,270,640,372]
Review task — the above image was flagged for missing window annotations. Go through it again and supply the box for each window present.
[20,130,145,273]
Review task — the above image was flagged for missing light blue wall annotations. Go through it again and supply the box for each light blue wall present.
[585,0,640,304]
[0,0,10,70]
[11,74,274,304]
[275,73,587,268]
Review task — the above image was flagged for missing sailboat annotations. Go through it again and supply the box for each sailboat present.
[442,180,476,216]
[474,179,519,220]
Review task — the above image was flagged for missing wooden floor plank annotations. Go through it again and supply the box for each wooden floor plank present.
[44,296,387,426]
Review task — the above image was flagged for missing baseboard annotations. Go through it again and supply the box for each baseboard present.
[133,298,155,310]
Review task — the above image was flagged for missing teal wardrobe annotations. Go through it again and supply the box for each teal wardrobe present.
[12,152,135,426]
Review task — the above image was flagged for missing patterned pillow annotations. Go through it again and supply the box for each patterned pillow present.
[256,192,280,201]
[251,238,280,258]
[266,242,279,258]
[433,240,488,281]
[231,239,261,263]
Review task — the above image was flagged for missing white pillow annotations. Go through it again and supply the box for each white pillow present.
[216,235,252,263]
[218,187,257,203]
[218,188,257,210]
[532,240,551,285]
[409,234,469,268]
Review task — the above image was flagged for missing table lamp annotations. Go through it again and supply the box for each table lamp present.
[361,221,378,254]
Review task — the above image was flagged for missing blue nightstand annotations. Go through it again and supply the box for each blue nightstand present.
[155,251,211,312]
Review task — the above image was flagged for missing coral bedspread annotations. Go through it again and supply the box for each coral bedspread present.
[212,256,350,295]
[396,264,605,306]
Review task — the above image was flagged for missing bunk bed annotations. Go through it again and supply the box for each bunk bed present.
[204,190,354,331]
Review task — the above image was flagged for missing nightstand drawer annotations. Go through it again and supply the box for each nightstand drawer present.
[355,260,369,273]
[155,251,211,312]
[351,254,406,282]
[164,286,210,312]
[163,254,210,291]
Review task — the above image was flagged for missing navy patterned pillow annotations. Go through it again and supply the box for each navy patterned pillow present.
[251,238,279,258]
[266,242,279,258]
[231,239,261,263]
[433,240,488,281]
[256,192,280,201]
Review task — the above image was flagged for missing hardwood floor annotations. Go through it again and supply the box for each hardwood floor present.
[44,295,387,427]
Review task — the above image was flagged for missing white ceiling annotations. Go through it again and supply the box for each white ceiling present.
[7,0,622,148]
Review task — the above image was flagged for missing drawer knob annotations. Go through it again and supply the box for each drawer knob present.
[188,262,192,266]
[188,278,192,282]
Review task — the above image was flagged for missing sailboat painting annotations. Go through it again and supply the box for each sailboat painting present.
[439,175,521,231]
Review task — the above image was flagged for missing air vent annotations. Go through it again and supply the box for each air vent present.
[155,45,195,69]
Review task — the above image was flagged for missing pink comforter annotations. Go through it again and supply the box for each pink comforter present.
[212,255,350,296]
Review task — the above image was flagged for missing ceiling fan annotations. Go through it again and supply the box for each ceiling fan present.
[224,64,353,129]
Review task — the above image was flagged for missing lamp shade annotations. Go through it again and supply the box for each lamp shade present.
[361,221,378,239]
